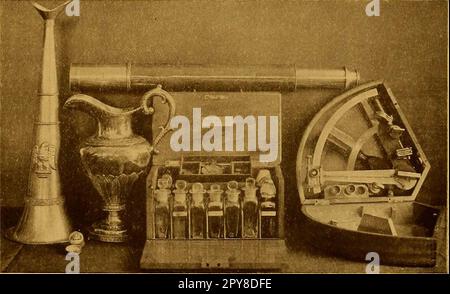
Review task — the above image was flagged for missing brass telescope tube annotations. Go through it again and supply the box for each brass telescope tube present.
[7,1,72,244]
[70,63,360,92]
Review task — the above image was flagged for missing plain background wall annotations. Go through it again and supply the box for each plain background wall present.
[1,1,447,233]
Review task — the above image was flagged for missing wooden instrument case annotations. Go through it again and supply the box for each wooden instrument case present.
[140,92,287,271]
[296,81,442,267]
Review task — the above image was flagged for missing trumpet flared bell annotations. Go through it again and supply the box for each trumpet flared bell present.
[6,198,71,244]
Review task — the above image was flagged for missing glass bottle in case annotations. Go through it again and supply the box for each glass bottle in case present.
[190,182,206,239]
[225,181,241,238]
[207,184,224,238]
[242,177,258,238]
[154,177,171,239]
[172,180,188,239]
[259,178,277,238]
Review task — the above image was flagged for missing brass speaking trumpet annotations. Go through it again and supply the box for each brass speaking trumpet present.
[6,1,72,244]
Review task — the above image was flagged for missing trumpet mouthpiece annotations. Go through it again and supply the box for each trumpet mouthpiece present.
[31,0,71,20]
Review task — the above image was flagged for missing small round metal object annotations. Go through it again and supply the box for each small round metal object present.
[344,184,356,195]
[66,231,85,254]
[356,185,367,195]
[69,231,84,246]
[369,182,383,194]
[65,244,82,254]
[309,169,319,177]
[329,185,341,196]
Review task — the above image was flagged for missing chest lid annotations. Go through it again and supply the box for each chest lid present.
[296,81,430,206]
[151,92,282,166]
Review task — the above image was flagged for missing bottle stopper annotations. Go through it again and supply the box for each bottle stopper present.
[161,174,173,188]
[175,180,187,192]
[256,169,272,186]
[174,180,188,204]
[244,177,258,200]
[190,182,205,204]
[157,178,169,190]
[226,181,240,203]
[260,180,277,199]
[191,182,205,193]
[208,184,223,203]
[227,180,239,191]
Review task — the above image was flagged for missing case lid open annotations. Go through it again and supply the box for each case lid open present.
[296,81,430,205]
[151,92,282,166]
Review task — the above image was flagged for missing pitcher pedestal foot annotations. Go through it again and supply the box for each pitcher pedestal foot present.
[88,221,128,243]
[88,212,128,242]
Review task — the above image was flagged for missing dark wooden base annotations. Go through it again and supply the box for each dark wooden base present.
[299,202,441,267]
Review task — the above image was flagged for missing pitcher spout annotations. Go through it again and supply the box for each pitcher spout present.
[64,94,141,140]
[64,94,140,118]
[65,86,176,150]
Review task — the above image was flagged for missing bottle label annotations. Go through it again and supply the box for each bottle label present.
[155,190,169,203]
[173,211,187,217]
[209,193,222,202]
[261,211,276,217]
[243,197,257,203]
[208,211,223,216]
[227,191,240,202]
[192,193,204,204]
[174,193,186,203]
[261,201,276,209]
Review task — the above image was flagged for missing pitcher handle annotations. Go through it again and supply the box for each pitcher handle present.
[141,85,176,154]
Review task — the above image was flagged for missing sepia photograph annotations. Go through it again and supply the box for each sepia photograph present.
[0,0,448,278]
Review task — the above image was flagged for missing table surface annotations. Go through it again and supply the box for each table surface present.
[1,207,447,273]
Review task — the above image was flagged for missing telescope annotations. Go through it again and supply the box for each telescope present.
[70,63,360,92]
